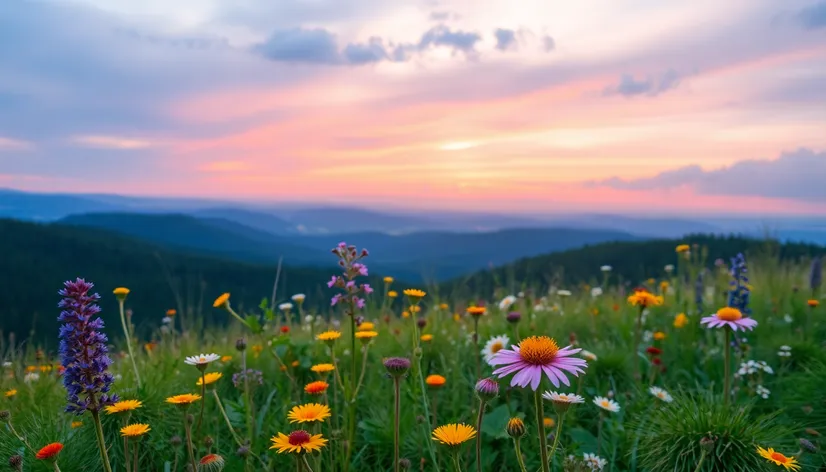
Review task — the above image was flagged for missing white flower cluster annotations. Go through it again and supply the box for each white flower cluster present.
[778,345,792,358]
[736,360,774,377]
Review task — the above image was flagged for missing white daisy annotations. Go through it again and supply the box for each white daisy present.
[583,453,607,471]
[580,350,598,362]
[498,295,517,311]
[278,302,293,312]
[649,387,673,403]
[184,353,221,367]
[593,396,620,413]
[291,293,306,303]
[542,391,585,404]
[481,335,510,363]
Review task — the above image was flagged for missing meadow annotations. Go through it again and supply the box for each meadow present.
[1,241,825,472]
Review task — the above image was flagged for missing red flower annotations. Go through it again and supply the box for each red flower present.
[36,443,63,461]
[280,326,290,334]
[646,347,662,356]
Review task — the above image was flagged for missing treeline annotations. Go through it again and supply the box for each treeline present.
[444,234,824,298]
[0,219,349,345]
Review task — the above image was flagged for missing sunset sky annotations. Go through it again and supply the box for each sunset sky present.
[1,0,825,214]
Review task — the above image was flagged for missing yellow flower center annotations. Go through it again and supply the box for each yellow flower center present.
[490,342,504,354]
[770,452,789,463]
[518,336,559,365]
[716,307,743,321]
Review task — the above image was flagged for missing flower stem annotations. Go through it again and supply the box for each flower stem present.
[534,390,550,472]
[393,376,401,472]
[513,439,528,472]
[724,327,731,405]
[475,400,486,472]
[118,301,141,388]
[91,410,114,472]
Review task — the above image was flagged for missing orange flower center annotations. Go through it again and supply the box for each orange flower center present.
[518,336,559,365]
[490,342,504,354]
[716,307,743,321]
[770,452,789,463]
[288,430,311,446]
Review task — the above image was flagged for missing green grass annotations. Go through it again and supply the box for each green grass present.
[1,246,825,472]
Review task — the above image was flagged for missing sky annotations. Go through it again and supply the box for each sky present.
[1,0,826,215]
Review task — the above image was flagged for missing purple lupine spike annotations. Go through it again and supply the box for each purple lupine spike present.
[57,278,118,415]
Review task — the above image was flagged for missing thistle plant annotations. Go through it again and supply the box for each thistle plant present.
[58,279,118,472]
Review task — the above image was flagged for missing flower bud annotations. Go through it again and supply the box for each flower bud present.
[475,378,500,402]
[383,357,411,378]
[506,418,526,438]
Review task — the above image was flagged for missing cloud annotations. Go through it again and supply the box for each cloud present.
[604,68,683,97]
[494,28,517,51]
[590,148,826,202]
[798,1,826,29]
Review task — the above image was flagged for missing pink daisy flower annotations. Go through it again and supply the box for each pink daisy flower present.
[489,336,588,391]
[700,307,758,331]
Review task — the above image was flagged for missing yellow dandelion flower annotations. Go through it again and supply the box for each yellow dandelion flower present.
[287,403,331,424]
[270,431,327,454]
[432,424,476,447]
[196,372,223,387]
[120,423,151,437]
[756,446,800,471]
[105,399,143,415]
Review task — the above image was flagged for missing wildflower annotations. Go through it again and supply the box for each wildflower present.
[580,350,597,361]
[121,423,151,437]
[421,334,433,342]
[57,279,118,414]
[355,331,378,344]
[649,387,673,403]
[316,330,342,344]
[213,293,230,308]
[304,381,329,395]
[673,313,688,328]
[426,375,446,388]
[701,307,758,331]
[506,418,526,438]
[358,321,375,331]
[467,306,486,317]
[292,294,306,303]
[481,335,510,363]
[808,299,820,308]
[542,391,585,414]
[756,446,800,471]
[593,396,620,413]
[287,403,331,423]
[627,290,664,308]
[676,244,690,253]
[403,289,426,303]
[270,430,327,454]
[475,378,500,401]
[35,443,63,461]
[166,394,202,406]
[198,453,226,471]
[311,363,335,375]
[432,424,476,447]
[583,453,607,470]
[653,331,666,341]
[196,372,223,387]
[71,421,83,428]
[185,353,221,368]
[105,399,143,415]
[384,357,411,377]
[499,295,517,311]
[490,336,587,390]
[4,389,17,398]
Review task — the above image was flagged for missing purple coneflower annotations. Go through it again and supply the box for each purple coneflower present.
[700,307,758,332]
[490,336,587,390]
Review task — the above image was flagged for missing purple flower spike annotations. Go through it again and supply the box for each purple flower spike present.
[57,278,118,414]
